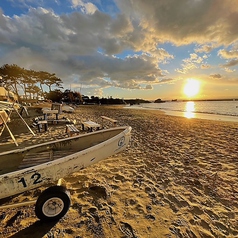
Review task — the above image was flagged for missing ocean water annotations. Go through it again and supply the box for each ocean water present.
[128,100,238,122]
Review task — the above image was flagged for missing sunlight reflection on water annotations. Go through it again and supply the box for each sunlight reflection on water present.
[184,101,195,118]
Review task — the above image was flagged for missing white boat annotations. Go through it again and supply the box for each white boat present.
[0,126,131,221]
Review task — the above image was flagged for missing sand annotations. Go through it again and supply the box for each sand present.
[0,105,237,238]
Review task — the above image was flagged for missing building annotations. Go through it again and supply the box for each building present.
[0,87,18,103]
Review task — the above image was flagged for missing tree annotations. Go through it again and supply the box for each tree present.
[0,64,64,101]
[45,89,63,102]
[44,73,63,91]
[33,71,49,97]
[0,64,24,97]
[22,69,38,99]
[62,90,82,104]
[73,91,82,104]
[26,84,41,99]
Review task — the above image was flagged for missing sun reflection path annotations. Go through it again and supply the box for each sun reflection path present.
[184,101,195,118]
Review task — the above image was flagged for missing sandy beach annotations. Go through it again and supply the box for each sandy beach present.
[0,105,238,238]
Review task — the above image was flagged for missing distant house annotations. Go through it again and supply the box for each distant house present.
[0,87,9,101]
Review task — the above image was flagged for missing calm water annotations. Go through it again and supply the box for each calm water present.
[128,100,238,122]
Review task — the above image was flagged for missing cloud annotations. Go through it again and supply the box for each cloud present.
[0,0,238,95]
[222,59,238,67]
[223,67,236,73]
[116,0,238,46]
[218,49,238,68]
[145,84,152,89]
[0,10,12,44]
[201,64,211,69]
[49,52,164,90]
[175,53,204,74]
[0,4,172,91]
[71,0,98,14]
[195,44,214,53]
[218,49,238,59]
[153,48,174,63]
[159,78,175,84]
[208,73,238,85]
[210,73,222,79]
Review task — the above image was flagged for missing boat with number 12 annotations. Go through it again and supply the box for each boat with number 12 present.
[0,126,131,221]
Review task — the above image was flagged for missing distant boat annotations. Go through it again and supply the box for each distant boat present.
[172,99,177,102]
[0,126,131,221]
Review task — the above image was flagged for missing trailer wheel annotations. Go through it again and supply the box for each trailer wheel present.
[35,185,71,222]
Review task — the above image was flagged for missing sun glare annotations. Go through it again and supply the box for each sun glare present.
[184,101,195,119]
[183,79,200,98]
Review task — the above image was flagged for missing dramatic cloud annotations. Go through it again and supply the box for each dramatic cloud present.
[0,0,238,97]
[0,4,173,93]
[116,0,238,46]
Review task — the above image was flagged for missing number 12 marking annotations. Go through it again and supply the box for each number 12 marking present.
[18,172,42,188]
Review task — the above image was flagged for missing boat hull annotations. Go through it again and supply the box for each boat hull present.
[0,126,131,199]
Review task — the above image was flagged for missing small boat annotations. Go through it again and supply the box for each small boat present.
[0,126,131,221]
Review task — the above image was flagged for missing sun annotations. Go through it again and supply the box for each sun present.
[183,79,200,97]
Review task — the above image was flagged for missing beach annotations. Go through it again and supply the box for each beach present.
[0,105,238,238]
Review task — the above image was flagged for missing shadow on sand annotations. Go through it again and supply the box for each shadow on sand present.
[8,220,59,238]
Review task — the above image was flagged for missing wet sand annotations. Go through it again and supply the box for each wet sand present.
[0,105,238,237]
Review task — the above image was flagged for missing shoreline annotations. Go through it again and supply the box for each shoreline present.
[125,105,238,123]
[164,110,238,122]
[0,105,237,237]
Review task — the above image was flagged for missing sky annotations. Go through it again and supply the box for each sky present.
[1,0,238,101]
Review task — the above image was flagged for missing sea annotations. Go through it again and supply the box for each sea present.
[127,100,238,122]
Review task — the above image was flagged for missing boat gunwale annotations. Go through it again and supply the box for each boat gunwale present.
[0,126,130,156]
[0,126,131,178]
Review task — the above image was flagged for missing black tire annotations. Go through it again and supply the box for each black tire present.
[35,185,71,222]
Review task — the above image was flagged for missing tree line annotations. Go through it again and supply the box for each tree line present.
[0,64,150,105]
[0,64,63,101]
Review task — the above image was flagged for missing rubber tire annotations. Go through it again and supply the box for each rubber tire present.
[35,185,71,222]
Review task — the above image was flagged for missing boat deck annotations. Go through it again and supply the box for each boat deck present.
[18,149,76,169]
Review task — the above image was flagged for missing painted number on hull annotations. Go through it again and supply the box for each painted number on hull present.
[18,172,42,188]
